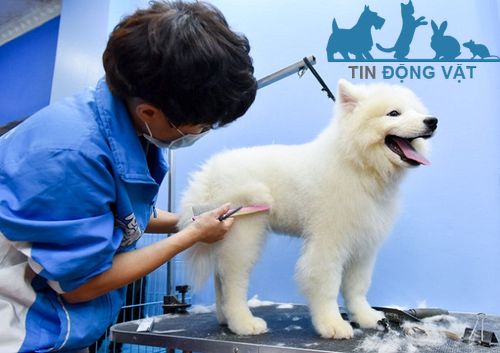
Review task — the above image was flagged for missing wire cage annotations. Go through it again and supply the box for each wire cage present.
[89,233,170,353]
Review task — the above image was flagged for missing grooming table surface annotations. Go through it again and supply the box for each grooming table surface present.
[110,304,500,353]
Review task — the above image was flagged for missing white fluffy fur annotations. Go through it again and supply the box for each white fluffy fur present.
[179,80,435,339]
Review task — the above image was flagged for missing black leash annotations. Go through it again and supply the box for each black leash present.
[302,56,336,102]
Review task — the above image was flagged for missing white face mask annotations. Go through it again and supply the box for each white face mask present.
[142,122,209,150]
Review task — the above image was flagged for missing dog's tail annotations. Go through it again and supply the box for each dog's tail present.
[177,185,217,291]
[185,242,216,291]
[376,43,396,53]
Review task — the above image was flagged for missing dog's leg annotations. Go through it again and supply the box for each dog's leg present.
[340,51,351,60]
[341,252,385,329]
[296,241,354,339]
[364,51,374,60]
[214,272,227,324]
[216,217,269,335]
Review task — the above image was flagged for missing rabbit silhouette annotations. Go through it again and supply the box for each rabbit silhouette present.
[430,20,461,60]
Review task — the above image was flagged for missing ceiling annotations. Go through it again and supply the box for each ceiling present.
[0,0,61,46]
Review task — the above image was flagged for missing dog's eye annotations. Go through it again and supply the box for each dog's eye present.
[387,110,400,117]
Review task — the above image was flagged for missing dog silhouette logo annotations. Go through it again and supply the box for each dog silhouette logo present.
[326,5,385,61]
[326,1,499,62]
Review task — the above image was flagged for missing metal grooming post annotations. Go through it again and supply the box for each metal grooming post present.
[166,148,175,296]
[257,55,316,89]
[165,55,321,299]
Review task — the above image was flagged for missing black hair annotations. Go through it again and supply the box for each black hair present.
[103,0,257,127]
[0,119,26,137]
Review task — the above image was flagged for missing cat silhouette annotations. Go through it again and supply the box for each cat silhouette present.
[376,0,427,59]
[326,5,385,61]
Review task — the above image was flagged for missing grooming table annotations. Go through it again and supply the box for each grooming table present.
[110,304,500,353]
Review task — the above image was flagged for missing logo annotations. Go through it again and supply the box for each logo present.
[116,213,142,247]
[326,1,499,83]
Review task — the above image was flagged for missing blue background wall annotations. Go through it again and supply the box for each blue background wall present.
[173,0,500,315]
[0,17,60,124]
[1,0,499,317]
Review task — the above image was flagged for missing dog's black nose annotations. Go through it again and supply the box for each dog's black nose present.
[424,117,438,130]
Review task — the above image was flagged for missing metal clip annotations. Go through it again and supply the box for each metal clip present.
[297,66,307,78]
[462,313,499,347]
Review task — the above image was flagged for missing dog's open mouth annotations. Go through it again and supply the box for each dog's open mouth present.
[385,135,430,166]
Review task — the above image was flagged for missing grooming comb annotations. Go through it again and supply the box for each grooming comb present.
[191,204,271,219]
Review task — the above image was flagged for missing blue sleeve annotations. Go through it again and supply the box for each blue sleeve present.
[0,146,122,292]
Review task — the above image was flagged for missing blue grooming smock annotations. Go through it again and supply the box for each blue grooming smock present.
[0,78,168,352]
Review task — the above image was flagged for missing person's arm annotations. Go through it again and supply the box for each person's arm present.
[62,204,233,304]
[145,208,179,233]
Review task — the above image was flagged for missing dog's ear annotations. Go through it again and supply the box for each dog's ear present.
[337,79,358,113]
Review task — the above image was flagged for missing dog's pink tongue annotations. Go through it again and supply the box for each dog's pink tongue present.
[393,137,430,165]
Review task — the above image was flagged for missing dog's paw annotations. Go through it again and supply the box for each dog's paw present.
[228,316,268,335]
[351,308,385,329]
[314,316,354,339]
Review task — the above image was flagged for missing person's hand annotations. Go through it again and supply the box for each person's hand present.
[187,203,235,244]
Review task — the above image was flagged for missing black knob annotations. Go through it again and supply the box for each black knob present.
[175,285,190,304]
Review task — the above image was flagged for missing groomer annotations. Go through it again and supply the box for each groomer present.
[0,1,256,351]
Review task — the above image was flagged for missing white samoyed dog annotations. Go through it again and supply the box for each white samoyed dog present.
[179,80,437,339]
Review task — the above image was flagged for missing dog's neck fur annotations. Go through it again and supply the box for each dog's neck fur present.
[310,116,406,199]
